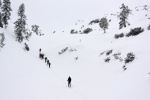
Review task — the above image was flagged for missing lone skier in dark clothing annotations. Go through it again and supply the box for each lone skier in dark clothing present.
[67,76,72,88]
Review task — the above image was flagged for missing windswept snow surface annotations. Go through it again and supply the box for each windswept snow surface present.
[1,0,150,100]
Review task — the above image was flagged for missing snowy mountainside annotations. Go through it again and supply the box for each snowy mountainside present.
[0,1,150,100]
[63,6,150,35]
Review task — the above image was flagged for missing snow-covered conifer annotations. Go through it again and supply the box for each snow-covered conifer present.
[1,0,12,27]
[14,3,27,43]
[119,3,131,29]
[99,17,109,33]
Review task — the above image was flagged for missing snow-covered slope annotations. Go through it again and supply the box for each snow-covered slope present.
[10,0,150,34]
[0,0,150,100]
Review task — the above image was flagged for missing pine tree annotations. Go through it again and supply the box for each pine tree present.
[99,17,109,33]
[119,3,131,29]
[1,0,12,26]
[14,3,27,43]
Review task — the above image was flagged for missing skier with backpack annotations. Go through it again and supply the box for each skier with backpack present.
[67,76,72,88]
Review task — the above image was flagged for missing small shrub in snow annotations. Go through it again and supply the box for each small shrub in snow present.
[83,28,93,34]
[74,56,78,60]
[147,25,150,30]
[105,57,110,62]
[123,65,127,71]
[89,19,100,25]
[114,34,119,39]
[119,57,123,62]
[0,33,5,48]
[32,25,39,34]
[99,17,109,33]
[120,33,124,37]
[114,33,124,39]
[99,51,105,56]
[143,5,149,10]
[31,25,43,36]
[124,52,135,63]
[70,29,78,34]
[113,53,123,62]
[126,27,144,37]
[81,25,84,29]
[113,53,121,59]
[123,67,127,71]
[69,48,76,52]
[58,47,68,55]
[24,43,29,51]
[106,50,113,56]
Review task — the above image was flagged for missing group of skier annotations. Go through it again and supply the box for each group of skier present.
[44,57,51,68]
[39,48,72,88]
[39,48,51,68]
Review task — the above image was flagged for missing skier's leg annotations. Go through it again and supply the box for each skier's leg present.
[69,82,71,88]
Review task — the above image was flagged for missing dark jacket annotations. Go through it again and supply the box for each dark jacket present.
[67,77,71,83]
